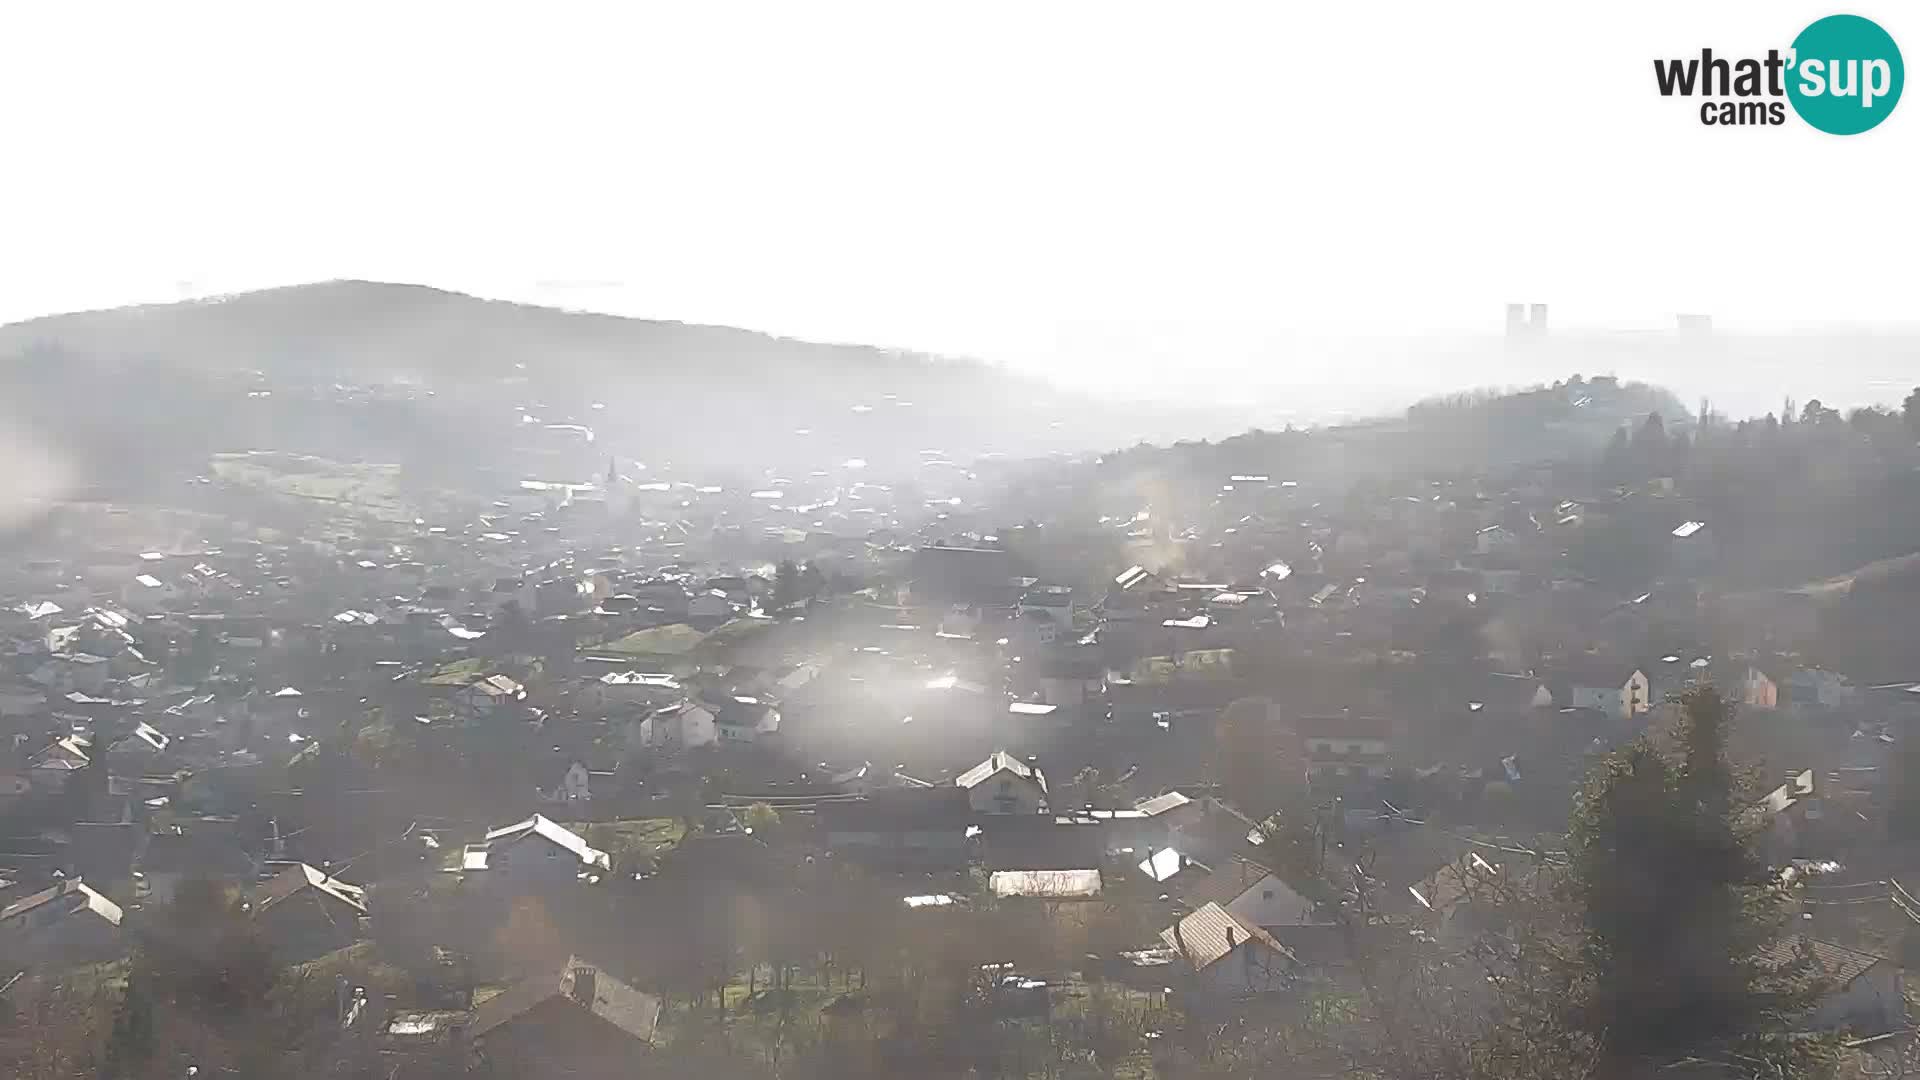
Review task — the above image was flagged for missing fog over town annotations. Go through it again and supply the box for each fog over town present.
[5,4,1920,1080]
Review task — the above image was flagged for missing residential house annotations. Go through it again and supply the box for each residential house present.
[105,721,174,777]
[540,760,593,804]
[162,692,221,727]
[584,670,681,713]
[121,573,183,613]
[1127,792,1266,862]
[254,685,317,728]
[1138,845,1212,895]
[957,750,1048,814]
[252,863,369,963]
[0,680,46,718]
[908,544,1018,607]
[1756,769,1819,865]
[1178,860,1320,937]
[460,675,527,718]
[480,576,537,615]
[1301,715,1392,784]
[687,589,732,624]
[1004,700,1068,737]
[1103,565,1174,620]
[140,820,261,904]
[1761,937,1903,1034]
[936,605,982,639]
[66,821,140,893]
[1017,584,1074,629]
[1670,519,1718,572]
[3,598,64,630]
[1188,859,1344,967]
[533,576,593,618]
[1009,608,1060,655]
[1130,790,1197,850]
[628,700,718,754]
[0,771,30,813]
[33,652,111,694]
[1479,672,1555,712]
[981,814,1106,871]
[1403,852,1514,941]
[1475,524,1518,556]
[467,815,611,894]
[1565,666,1651,720]
[27,735,91,794]
[0,879,124,963]
[1741,664,1785,711]
[818,787,972,870]
[467,956,661,1079]
[1107,677,1246,733]
[625,580,691,620]
[1037,655,1105,709]
[0,833,65,887]
[705,575,752,608]
[1787,668,1860,710]
[710,694,780,744]
[1160,902,1295,996]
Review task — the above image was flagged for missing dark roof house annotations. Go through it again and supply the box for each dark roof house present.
[469,956,662,1078]
[0,878,123,961]
[252,862,369,962]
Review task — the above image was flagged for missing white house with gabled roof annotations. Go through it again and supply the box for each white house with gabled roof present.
[957,750,1047,814]
[1566,666,1651,719]
[470,814,612,894]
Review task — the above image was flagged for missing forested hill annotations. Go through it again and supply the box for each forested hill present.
[1084,374,1688,494]
[0,281,1224,487]
[990,377,1920,603]
[0,281,972,384]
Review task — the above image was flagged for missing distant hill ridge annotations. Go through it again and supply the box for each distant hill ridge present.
[0,279,990,381]
[0,280,1235,487]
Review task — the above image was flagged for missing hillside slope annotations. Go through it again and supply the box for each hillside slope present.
[0,281,1208,490]
[0,281,977,383]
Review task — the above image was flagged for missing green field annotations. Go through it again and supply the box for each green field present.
[211,450,411,522]
[599,623,708,658]
[564,818,686,859]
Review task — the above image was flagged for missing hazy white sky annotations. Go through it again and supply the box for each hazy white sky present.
[2,1,1914,394]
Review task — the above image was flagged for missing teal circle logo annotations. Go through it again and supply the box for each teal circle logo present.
[1787,14,1903,134]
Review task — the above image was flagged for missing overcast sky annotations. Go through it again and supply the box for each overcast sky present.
[2,1,1914,399]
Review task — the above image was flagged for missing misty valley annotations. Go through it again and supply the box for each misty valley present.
[2,287,1920,1080]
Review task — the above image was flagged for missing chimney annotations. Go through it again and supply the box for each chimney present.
[1529,303,1548,335]
[1505,303,1526,337]
[1226,925,1238,951]
[569,966,597,1006]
